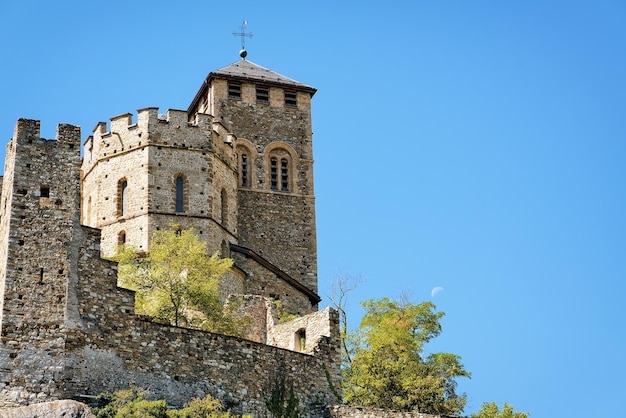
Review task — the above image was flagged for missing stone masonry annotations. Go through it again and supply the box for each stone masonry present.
[0,59,341,416]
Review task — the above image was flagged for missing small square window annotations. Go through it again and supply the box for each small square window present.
[256,86,269,104]
[285,91,297,108]
[228,83,241,100]
[40,186,50,198]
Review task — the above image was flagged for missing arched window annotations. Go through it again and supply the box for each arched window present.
[118,230,126,246]
[118,178,128,217]
[220,189,228,227]
[175,176,184,213]
[270,157,278,190]
[265,143,296,193]
[241,153,249,187]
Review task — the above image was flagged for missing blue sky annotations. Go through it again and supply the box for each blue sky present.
[1,1,625,417]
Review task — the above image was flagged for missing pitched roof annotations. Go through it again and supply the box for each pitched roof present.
[210,60,316,93]
[187,59,316,113]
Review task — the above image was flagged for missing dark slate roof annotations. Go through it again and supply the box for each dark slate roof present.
[210,60,316,92]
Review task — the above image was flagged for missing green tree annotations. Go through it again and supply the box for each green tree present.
[343,296,470,415]
[94,386,234,418]
[471,402,530,418]
[113,225,246,336]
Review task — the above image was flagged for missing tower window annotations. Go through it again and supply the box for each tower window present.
[285,91,297,108]
[175,176,185,213]
[270,157,278,190]
[40,186,50,198]
[118,231,126,246]
[118,179,128,217]
[228,83,241,100]
[241,153,249,187]
[281,158,289,191]
[256,86,269,104]
[220,189,228,227]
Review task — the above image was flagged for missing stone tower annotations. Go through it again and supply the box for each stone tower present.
[0,119,82,400]
[81,59,320,315]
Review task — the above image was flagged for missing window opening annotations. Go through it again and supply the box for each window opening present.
[120,180,128,216]
[241,153,249,187]
[220,189,228,226]
[295,329,306,351]
[281,158,289,191]
[228,83,241,100]
[256,86,269,104]
[118,231,126,246]
[270,158,278,190]
[175,176,184,213]
[40,186,50,198]
[285,91,297,108]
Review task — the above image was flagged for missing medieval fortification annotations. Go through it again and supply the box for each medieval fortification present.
[0,57,342,417]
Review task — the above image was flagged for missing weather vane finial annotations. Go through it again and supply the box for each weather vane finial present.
[232,20,253,60]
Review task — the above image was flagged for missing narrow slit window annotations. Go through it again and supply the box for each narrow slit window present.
[241,154,249,187]
[117,179,128,216]
[270,158,278,190]
[175,176,184,213]
[220,189,228,226]
[281,158,289,191]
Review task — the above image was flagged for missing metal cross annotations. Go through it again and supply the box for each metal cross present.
[232,20,254,50]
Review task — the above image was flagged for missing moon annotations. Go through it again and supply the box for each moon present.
[431,286,444,298]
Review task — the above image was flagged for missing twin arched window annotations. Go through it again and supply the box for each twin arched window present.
[238,143,294,192]
[270,157,289,192]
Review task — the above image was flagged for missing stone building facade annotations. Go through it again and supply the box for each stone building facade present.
[81,59,319,315]
[0,59,340,416]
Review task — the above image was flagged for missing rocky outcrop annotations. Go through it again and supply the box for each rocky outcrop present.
[0,400,95,418]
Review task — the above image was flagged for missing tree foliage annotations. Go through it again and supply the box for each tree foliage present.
[94,386,233,418]
[471,402,530,418]
[113,225,246,336]
[342,295,470,415]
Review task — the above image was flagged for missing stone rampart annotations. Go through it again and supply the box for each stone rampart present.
[0,120,340,417]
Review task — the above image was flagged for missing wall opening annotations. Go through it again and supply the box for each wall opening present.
[175,176,185,213]
[295,328,306,352]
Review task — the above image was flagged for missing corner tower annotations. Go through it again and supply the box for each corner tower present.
[188,60,318,296]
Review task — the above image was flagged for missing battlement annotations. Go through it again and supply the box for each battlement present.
[83,108,236,174]
[11,118,81,146]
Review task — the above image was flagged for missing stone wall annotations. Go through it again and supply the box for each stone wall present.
[326,405,454,418]
[0,120,341,417]
[230,250,316,316]
[215,88,318,293]
[0,119,82,404]
[81,108,238,258]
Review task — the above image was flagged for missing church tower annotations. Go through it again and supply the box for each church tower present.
[187,59,319,295]
[81,57,320,315]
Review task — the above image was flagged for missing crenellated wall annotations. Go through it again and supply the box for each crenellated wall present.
[81,109,238,257]
[0,120,341,416]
